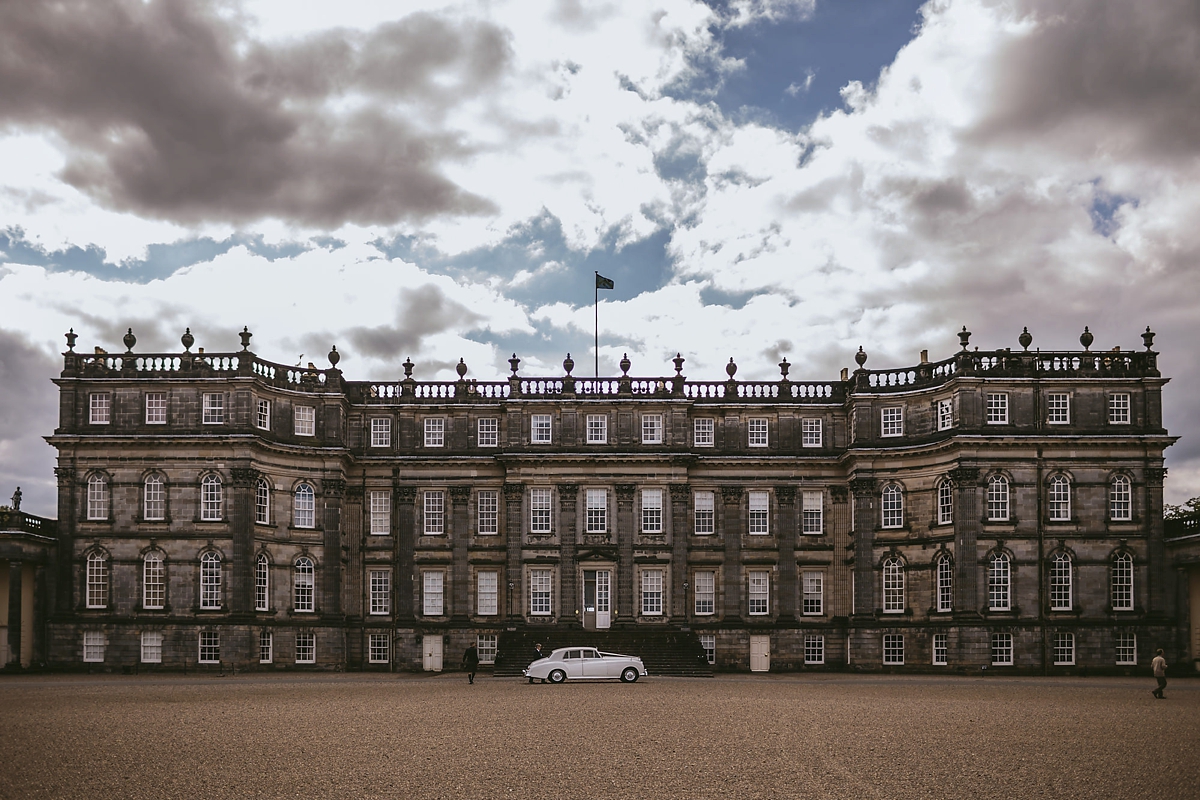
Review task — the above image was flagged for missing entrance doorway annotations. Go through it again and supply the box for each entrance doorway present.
[750,635,771,672]
[422,635,443,671]
[582,570,611,631]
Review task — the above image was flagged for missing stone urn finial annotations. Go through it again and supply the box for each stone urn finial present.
[1080,326,1094,351]
[509,353,521,376]
[619,353,631,376]
[65,328,77,351]
[958,326,971,350]
[402,357,415,379]
[779,356,790,380]
[1142,326,1155,350]
[672,353,685,375]
[456,358,468,378]
[328,345,340,367]
[725,357,737,379]
[854,346,867,368]
[181,327,194,351]
[562,353,574,375]
[239,326,253,350]
[1018,326,1032,351]
[123,328,136,352]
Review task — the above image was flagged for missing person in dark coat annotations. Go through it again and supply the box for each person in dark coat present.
[528,642,546,684]
[462,643,480,684]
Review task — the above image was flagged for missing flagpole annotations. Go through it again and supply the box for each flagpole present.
[594,271,599,377]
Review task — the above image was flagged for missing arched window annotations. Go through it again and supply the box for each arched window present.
[1048,475,1071,521]
[936,554,953,613]
[200,552,222,609]
[1112,553,1134,611]
[200,475,222,521]
[144,475,165,521]
[882,557,905,613]
[986,476,1009,522]
[294,484,315,529]
[87,475,109,520]
[255,554,270,612]
[143,553,165,609]
[988,553,1010,611]
[85,552,108,608]
[294,557,315,612]
[1110,476,1132,521]
[881,485,904,529]
[1049,553,1072,611]
[255,479,271,525]
[937,480,953,525]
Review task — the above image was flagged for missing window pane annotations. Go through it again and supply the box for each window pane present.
[529,569,552,615]
[694,571,715,614]
[801,491,823,534]
[370,490,391,534]
[145,392,167,424]
[747,418,768,447]
[694,491,715,534]
[641,488,663,533]
[477,571,498,615]
[801,418,823,447]
[477,490,498,534]
[586,489,607,533]
[642,414,663,444]
[424,491,444,535]
[694,418,714,446]
[423,571,444,615]
[294,405,314,435]
[424,418,444,447]
[748,491,769,535]
[587,414,608,444]
[371,418,392,447]
[477,418,499,447]
[529,488,552,533]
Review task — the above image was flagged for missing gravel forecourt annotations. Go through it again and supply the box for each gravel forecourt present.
[1,673,1196,800]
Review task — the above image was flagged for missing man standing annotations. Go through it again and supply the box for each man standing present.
[528,643,545,684]
[1151,649,1168,699]
[462,642,480,685]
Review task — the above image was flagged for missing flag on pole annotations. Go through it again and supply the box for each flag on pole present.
[596,273,614,290]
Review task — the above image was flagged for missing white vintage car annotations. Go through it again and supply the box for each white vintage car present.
[523,647,647,683]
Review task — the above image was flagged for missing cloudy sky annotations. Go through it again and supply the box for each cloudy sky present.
[3,0,1199,516]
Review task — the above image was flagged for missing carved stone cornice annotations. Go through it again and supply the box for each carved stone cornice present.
[720,486,743,504]
[395,486,417,503]
[448,486,472,506]
[230,467,258,488]
[323,478,346,498]
[669,484,691,504]
[830,486,849,504]
[775,485,797,505]
[557,483,578,501]
[1145,467,1167,487]
[54,466,76,481]
[848,477,876,496]
[948,466,979,487]
[503,483,525,502]
[615,484,636,502]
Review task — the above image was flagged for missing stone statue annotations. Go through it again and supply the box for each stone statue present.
[11,486,21,511]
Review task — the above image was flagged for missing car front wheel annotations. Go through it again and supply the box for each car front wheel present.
[620,667,639,683]
[548,669,566,684]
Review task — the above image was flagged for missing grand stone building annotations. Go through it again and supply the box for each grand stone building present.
[40,324,1184,673]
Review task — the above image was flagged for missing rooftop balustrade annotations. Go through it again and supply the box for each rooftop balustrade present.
[58,325,1161,404]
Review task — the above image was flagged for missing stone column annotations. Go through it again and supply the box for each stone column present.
[850,477,877,617]
[776,486,797,621]
[6,560,21,666]
[829,486,852,618]
[1146,467,1169,616]
[557,484,579,625]
[54,466,76,614]
[344,486,364,620]
[321,477,345,618]
[450,486,471,620]
[229,466,258,617]
[394,479,416,623]
[669,485,690,619]
[615,484,636,621]
[949,466,981,615]
[721,487,743,620]
[503,483,524,621]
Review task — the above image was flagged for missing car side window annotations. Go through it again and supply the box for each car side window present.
[585,649,599,658]
[566,649,581,659]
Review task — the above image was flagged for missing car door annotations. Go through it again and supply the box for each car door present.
[563,649,585,678]
[582,649,606,678]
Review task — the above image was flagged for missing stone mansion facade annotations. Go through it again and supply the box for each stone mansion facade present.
[39,324,1182,673]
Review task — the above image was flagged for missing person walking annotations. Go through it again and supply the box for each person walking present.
[1151,648,1168,699]
[462,642,480,684]
[528,642,546,684]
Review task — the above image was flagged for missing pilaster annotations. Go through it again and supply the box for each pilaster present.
[776,485,797,621]
[504,483,524,620]
[394,477,416,622]
[450,485,471,620]
[557,484,579,624]
[949,466,980,616]
[849,476,876,618]
[615,484,636,621]
[721,486,743,620]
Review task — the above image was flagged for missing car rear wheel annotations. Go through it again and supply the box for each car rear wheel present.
[548,669,566,684]
[620,667,639,683]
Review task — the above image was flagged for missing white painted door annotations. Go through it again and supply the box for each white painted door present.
[423,635,443,672]
[596,570,611,629]
[750,635,771,672]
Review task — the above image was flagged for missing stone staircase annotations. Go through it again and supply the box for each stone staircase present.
[493,627,712,678]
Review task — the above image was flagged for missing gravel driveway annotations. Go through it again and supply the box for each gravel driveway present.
[1,672,1196,799]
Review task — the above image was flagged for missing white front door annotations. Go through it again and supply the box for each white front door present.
[750,635,771,672]
[596,570,611,629]
[423,635,443,672]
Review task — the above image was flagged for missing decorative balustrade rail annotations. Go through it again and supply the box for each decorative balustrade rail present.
[0,509,57,537]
